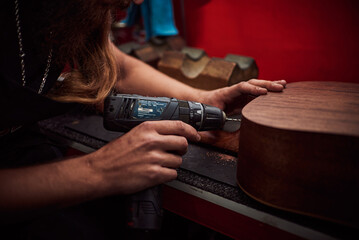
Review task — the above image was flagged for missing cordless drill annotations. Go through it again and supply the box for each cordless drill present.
[103,93,240,231]
[104,94,239,132]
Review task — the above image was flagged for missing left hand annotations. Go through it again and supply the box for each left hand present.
[196,79,286,150]
[198,79,286,115]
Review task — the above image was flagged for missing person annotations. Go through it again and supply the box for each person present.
[0,0,286,238]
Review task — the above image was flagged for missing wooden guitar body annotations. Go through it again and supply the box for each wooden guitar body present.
[237,81,359,228]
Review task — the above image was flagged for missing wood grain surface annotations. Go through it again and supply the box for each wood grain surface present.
[242,81,359,136]
[199,129,240,153]
[237,81,359,228]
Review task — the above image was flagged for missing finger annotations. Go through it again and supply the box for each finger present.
[153,151,183,168]
[273,79,287,87]
[146,165,178,184]
[159,135,189,155]
[147,121,201,142]
[248,79,285,92]
[156,167,178,183]
[232,81,268,95]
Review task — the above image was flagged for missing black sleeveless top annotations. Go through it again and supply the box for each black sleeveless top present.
[0,0,75,129]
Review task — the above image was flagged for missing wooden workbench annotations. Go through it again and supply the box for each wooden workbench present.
[38,112,358,240]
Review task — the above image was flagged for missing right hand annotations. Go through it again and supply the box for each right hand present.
[87,121,201,195]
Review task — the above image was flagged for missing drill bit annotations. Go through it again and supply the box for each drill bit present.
[226,117,241,122]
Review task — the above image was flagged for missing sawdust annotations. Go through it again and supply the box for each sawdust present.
[206,152,236,163]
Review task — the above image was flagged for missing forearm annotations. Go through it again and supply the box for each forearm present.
[0,154,103,215]
[112,44,206,102]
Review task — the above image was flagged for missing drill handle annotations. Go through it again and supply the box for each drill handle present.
[126,185,163,231]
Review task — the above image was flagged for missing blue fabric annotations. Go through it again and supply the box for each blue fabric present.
[123,0,178,41]
[121,3,140,27]
[140,1,152,39]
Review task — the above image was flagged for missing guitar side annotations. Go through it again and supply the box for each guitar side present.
[237,81,359,228]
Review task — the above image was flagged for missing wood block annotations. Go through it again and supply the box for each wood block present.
[225,54,259,81]
[117,42,160,67]
[116,36,185,68]
[181,47,207,60]
[199,130,240,153]
[149,36,186,53]
[158,48,243,90]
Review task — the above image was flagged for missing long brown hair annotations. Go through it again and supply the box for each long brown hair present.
[43,0,131,105]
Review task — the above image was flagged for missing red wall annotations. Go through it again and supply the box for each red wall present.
[175,0,359,83]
